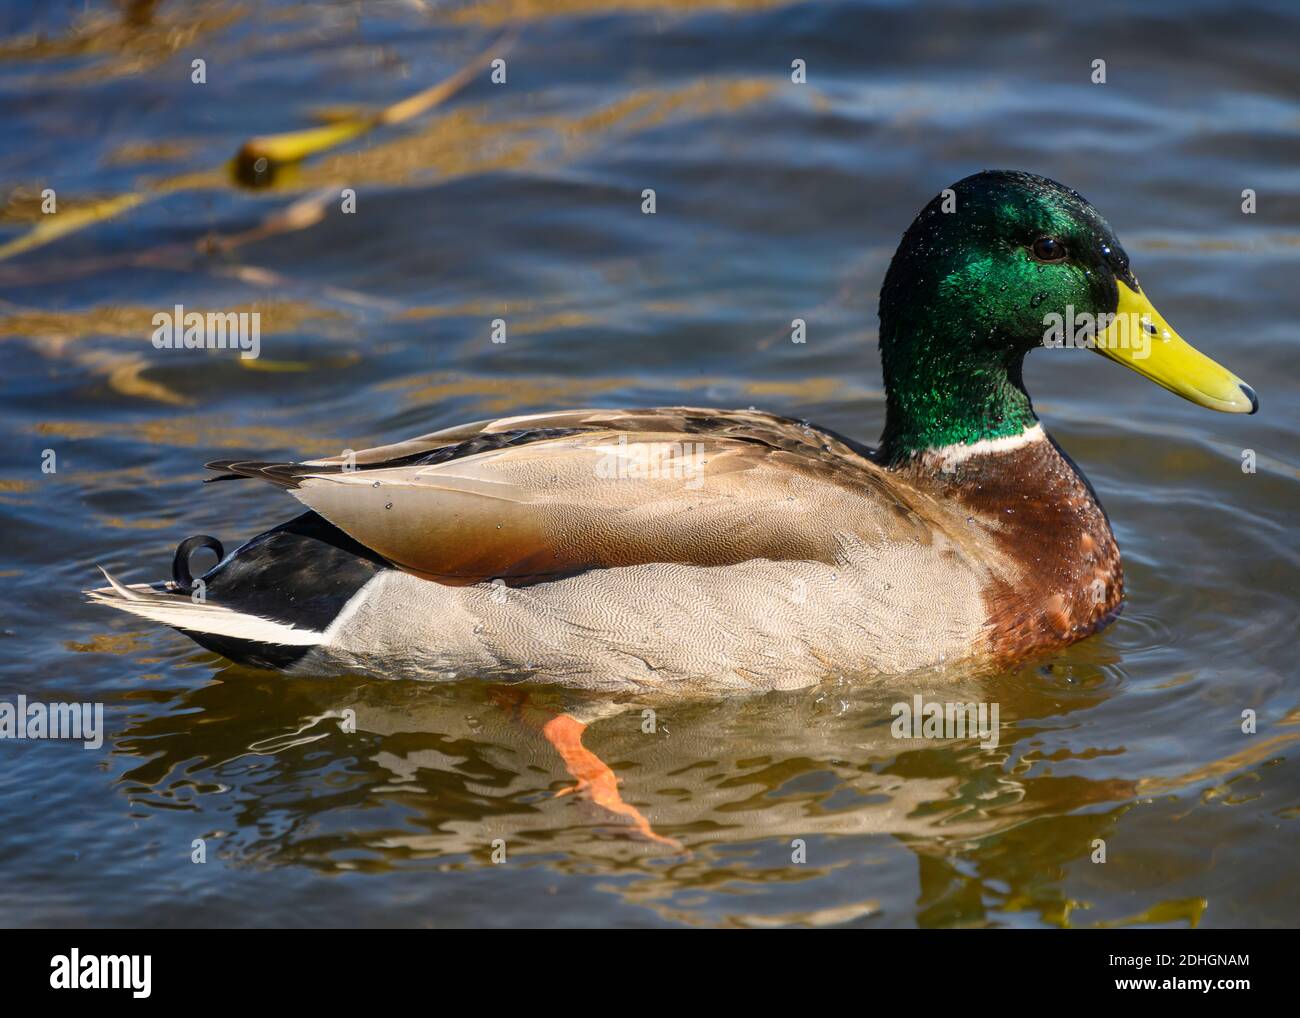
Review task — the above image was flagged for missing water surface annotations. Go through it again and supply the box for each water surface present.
[0,0,1296,927]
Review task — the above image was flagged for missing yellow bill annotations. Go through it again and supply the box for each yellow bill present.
[1094,280,1257,413]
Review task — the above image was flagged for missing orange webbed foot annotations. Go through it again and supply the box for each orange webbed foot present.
[541,713,681,850]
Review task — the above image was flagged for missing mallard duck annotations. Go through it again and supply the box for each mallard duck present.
[89,170,1256,695]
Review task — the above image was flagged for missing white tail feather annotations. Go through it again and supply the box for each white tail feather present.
[85,567,323,646]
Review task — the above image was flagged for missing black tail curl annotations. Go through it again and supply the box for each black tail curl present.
[172,535,224,592]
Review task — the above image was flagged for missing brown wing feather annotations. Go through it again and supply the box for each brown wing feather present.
[205,407,874,484]
[205,407,954,583]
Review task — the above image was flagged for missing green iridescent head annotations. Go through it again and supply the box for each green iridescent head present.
[877,170,1256,464]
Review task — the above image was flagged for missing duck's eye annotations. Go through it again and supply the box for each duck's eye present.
[1031,236,1068,262]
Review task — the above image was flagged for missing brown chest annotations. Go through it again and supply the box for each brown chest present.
[910,435,1124,663]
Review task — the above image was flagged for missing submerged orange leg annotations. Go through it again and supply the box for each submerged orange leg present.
[541,713,681,850]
